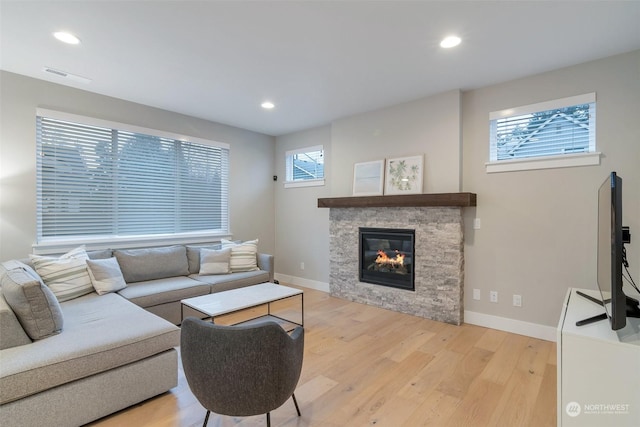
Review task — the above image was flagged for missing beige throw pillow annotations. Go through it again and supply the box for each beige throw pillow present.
[221,239,259,273]
[86,258,127,295]
[199,247,231,275]
[30,246,94,302]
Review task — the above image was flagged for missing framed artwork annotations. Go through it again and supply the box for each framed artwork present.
[384,155,423,195]
[352,160,385,196]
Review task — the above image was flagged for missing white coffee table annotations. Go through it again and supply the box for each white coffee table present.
[180,282,303,331]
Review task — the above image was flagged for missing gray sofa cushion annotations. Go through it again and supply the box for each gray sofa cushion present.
[114,246,189,283]
[0,262,64,341]
[0,292,179,404]
[87,249,113,260]
[0,349,178,427]
[0,292,31,350]
[117,276,210,308]
[190,270,270,293]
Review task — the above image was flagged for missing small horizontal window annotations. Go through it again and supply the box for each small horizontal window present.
[487,93,598,172]
[285,145,325,188]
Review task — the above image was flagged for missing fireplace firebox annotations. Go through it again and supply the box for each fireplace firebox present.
[359,227,415,291]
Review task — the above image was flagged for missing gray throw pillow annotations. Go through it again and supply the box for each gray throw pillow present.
[1,263,64,340]
[86,258,127,295]
[199,247,232,275]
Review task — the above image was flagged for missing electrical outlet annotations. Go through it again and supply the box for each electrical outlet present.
[473,289,481,300]
[300,262,305,270]
[490,291,498,303]
[473,218,481,229]
[513,294,522,307]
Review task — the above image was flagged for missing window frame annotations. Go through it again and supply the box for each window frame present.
[34,108,231,253]
[284,145,325,188]
[486,93,600,173]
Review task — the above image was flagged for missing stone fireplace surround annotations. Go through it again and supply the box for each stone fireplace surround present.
[319,193,476,325]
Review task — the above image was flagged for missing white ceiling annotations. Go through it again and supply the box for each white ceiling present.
[2,1,639,136]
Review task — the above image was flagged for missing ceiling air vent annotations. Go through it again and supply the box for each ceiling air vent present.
[43,67,92,84]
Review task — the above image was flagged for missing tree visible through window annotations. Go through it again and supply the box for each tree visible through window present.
[36,111,229,243]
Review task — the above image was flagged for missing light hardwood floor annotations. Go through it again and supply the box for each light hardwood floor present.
[89,285,557,427]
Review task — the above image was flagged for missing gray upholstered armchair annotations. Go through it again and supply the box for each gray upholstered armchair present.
[180,318,304,427]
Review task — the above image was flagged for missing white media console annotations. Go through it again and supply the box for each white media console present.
[557,288,640,426]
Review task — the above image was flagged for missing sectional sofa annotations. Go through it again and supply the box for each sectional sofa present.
[0,243,274,427]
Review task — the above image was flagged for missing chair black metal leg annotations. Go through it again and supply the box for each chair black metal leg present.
[266,412,271,427]
[203,410,210,427]
[292,393,301,416]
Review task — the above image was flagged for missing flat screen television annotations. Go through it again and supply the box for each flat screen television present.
[587,171,640,331]
[577,172,640,329]
[596,171,627,330]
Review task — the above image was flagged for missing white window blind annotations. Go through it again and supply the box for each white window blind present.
[36,110,229,243]
[284,145,325,188]
[487,93,599,172]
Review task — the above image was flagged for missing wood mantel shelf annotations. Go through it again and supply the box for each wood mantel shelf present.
[317,193,477,208]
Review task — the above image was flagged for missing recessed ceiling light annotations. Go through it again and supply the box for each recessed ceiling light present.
[261,101,275,109]
[53,31,81,45]
[440,35,461,49]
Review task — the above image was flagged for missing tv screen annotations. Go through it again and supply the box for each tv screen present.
[596,171,626,330]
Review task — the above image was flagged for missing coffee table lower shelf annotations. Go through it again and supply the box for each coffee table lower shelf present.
[230,314,301,332]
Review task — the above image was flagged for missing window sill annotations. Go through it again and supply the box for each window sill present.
[485,152,601,173]
[284,179,325,189]
[32,232,232,255]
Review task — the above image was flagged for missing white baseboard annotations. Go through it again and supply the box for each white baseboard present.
[272,274,555,342]
[464,310,557,342]
[274,273,330,292]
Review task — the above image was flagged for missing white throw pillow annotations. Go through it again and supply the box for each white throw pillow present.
[30,246,94,302]
[86,257,127,295]
[199,247,231,275]
[221,239,260,273]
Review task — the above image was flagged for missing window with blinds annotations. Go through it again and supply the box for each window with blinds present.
[487,93,599,173]
[36,110,229,244]
[284,145,325,188]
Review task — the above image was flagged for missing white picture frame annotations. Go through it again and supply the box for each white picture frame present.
[352,160,385,196]
[384,155,423,195]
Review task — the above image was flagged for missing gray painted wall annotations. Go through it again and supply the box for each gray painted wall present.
[274,125,331,285]
[462,50,640,327]
[331,89,462,196]
[0,71,276,260]
[274,51,639,328]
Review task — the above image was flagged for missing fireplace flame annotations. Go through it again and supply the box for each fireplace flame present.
[375,249,405,267]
